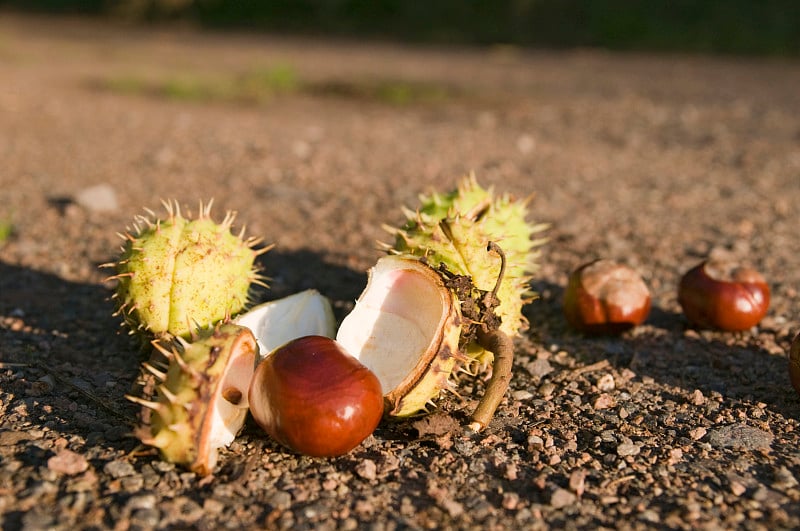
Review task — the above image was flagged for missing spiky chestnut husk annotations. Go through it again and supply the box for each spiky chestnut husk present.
[127,323,257,476]
[338,176,544,427]
[337,256,463,417]
[386,174,547,367]
[106,200,267,340]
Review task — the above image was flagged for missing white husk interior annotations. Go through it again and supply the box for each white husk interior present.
[337,258,445,392]
[235,289,336,360]
[204,332,256,458]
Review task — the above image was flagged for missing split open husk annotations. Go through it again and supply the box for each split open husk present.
[336,255,462,417]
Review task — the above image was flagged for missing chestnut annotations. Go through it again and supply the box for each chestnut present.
[677,260,770,331]
[563,259,651,335]
[789,332,800,398]
[248,335,383,457]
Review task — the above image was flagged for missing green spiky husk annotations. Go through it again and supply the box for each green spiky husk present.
[388,321,461,417]
[389,175,546,364]
[131,323,257,476]
[112,201,263,339]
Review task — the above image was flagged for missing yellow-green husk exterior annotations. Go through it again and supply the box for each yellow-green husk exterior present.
[112,201,262,339]
[129,323,257,476]
[389,175,546,364]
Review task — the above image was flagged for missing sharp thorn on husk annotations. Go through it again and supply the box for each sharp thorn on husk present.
[142,362,166,381]
[125,394,162,411]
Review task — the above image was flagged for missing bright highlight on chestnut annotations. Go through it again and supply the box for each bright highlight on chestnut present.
[248,336,384,457]
[562,259,651,335]
[677,260,770,332]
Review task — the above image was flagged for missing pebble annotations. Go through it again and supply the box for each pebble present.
[74,183,118,212]
[268,491,292,510]
[617,442,641,457]
[355,459,377,481]
[538,382,556,398]
[550,488,577,508]
[597,373,616,392]
[527,359,554,378]
[0,430,33,446]
[772,466,799,490]
[689,427,707,441]
[513,389,534,400]
[707,424,774,450]
[103,459,136,479]
[47,449,89,475]
[593,393,616,410]
[691,389,706,406]
[126,494,157,512]
[130,507,161,528]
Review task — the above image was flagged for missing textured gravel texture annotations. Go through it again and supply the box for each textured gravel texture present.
[1,14,800,531]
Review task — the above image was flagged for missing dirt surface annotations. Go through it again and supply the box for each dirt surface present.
[2,14,800,530]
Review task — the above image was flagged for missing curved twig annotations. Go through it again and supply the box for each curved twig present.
[468,242,514,431]
[469,327,514,431]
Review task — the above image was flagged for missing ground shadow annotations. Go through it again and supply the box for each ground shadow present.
[0,248,364,448]
[524,278,800,420]
[255,247,366,320]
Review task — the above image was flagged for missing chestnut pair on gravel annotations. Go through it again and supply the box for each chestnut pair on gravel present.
[563,259,770,335]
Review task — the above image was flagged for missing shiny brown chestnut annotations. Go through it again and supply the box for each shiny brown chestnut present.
[248,335,383,457]
[677,260,770,331]
[562,259,651,335]
[789,332,800,398]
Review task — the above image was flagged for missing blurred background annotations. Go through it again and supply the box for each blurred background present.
[2,0,799,56]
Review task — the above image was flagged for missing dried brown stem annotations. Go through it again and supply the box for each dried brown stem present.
[469,327,514,431]
[468,241,514,431]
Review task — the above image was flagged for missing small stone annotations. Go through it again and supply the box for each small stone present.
[47,449,89,476]
[103,460,135,479]
[66,470,98,493]
[0,430,33,446]
[538,382,556,398]
[130,508,160,528]
[569,469,587,497]
[512,389,534,400]
[528,358,553,378]
[268,491,292,510]
[528,435,544,450]
[707,424,773,450]
[597,373,615,392]
[75,183,118,212]
[502,492,520,510]
[640,509,660,523]
[691,389,706,406]
[689,427,707,440]
[668,448,683,465]
[126,494,157,512]
[441,498,464,518]
[550,488,577,509]
[730,481,747,496]
[593,393,616,410]
[355,459,377,481]
[616,442,641,457]
[772,466,799,490]
[203,498,225,514]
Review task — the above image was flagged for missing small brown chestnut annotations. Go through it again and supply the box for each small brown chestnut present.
[789,332,800,398]
[248,335,383,457]
[677,260,770,331]
[562,259,651,335]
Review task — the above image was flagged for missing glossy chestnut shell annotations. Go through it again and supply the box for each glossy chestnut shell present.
[563,259,651,335]
[789,332,800,398]
[677,260,770,331]
[248,335,383,457]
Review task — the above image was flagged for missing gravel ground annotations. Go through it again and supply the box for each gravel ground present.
[1,14,800,531]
